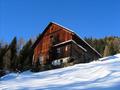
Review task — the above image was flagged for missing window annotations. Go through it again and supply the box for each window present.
[50,34,59,45]
[57,48,61,54]
[39,56,44,64]
[65,46,68,51]
[50,35,55,45]
[51,27,53,31]
[50,35,53,38]
[52,59,62,66]
[46,54,49,60]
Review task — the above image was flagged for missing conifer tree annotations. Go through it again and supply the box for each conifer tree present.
[3,49,11,73]
[9,37,17,71]
[19,39,33,71]
[0,45,8,70]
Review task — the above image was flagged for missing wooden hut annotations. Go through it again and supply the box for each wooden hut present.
[32,22,101,69]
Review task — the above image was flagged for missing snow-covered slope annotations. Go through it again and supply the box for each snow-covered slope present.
[1,54,120,90]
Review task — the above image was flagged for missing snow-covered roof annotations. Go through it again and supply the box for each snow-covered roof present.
[53,39,87,52]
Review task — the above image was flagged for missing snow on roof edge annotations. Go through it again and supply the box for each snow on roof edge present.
[54,39,87,52]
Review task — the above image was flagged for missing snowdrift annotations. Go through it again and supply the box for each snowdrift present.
[1,54,120,90]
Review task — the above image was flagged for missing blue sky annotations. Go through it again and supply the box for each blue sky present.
[0,0,120,43]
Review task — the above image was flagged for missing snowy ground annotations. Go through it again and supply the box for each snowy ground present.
[1,54,120,90]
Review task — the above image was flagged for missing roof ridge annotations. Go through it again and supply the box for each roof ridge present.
[50,22,74,33]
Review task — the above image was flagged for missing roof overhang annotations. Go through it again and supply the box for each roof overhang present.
[53,39,87,52]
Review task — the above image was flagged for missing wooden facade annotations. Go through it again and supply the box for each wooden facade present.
[32,22,102,68]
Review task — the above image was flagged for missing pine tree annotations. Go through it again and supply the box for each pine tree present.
[3,49,11,73]
[0,45,8,70]
[9,37,17,71]
[19,39,33,71]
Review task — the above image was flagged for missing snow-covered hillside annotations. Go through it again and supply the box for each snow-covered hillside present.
[1,54,120,90]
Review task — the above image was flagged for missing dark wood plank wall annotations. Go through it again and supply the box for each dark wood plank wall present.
[53,44,71,60]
